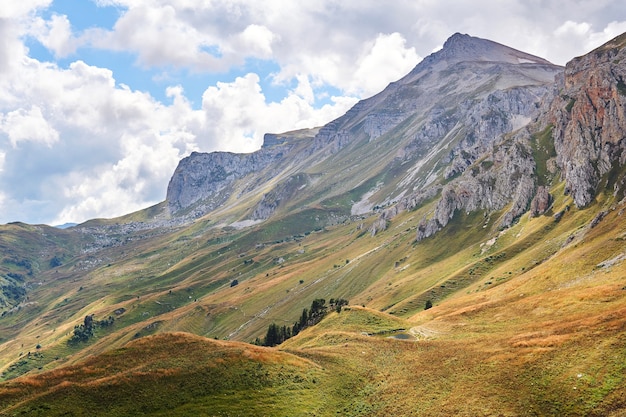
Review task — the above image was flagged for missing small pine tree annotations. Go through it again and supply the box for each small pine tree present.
[263,323,280,346]
[425,300,433,310]
[309,299,327,324]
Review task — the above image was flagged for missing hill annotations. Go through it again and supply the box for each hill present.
[1,32,626,416]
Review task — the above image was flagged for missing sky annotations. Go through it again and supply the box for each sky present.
[1,1,625,226]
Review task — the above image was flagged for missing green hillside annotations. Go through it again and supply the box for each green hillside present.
[1,176,626,415]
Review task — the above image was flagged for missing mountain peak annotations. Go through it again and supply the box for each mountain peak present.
[432,32,555,66]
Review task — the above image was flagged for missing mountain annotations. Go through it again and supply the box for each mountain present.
[165,33,562,232]
[2,33,626,416]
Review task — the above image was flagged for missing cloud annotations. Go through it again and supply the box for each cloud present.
[53,130,184,223]
[0,19,28,73]
[0,53,196,223]
[98,4,223,70]
[349,32,421,97]
[199,73,357,153]
[234,24,276,59]
[551,20,626,62]
[29,14,80,58]
[0,0,51,19]
[1,105,59,147]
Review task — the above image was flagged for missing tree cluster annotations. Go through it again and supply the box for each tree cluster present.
[68,314,115,345]
[258,297,349,347]
[261,323,292,347]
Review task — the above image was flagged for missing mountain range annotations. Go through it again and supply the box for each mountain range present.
[1,32,626,416]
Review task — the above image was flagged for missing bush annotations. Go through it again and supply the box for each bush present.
[68,314,115,345]
[49,256,63,268]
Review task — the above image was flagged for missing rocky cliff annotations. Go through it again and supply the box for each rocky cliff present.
[548,33,626,207]
[166,150,285,216]
[166,129,316,219]
[415,33,626,240]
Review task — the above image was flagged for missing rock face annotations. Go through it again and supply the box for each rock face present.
[416,128,538,239]
[166,149,286,215]
[414,33,626,239]
[530,186,553,217]
[548,33,626,207]
[251,173,309,220]
[166,128,317,219]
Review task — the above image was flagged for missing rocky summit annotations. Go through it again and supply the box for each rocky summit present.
[3,33,626,416]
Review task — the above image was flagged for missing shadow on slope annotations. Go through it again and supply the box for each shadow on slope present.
[0,333,327,417]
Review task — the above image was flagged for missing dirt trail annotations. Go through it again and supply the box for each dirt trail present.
[408,325,445,339]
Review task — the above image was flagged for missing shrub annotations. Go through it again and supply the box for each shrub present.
[49,256,63,268]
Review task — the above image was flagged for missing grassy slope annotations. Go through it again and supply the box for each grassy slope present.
[1,179,626,415]
[0,333,332,416]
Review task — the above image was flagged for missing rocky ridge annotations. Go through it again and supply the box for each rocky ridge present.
[548,33,626,207]
[164,33,626,242]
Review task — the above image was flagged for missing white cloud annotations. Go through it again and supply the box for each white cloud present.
[555,20,592,37]
[550,20,626,62]
[234,24,276,59]
[1,106,59,147]
[92,4,229,71]
[53,130,183,223]
[0,52,200,223]
[0,0,51,19]
[0,19,28,73]
[30,14,79,58]
[198,73,356,153]
[349,33,421,97]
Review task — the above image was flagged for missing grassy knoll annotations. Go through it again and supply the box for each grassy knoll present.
[0,333,331,417]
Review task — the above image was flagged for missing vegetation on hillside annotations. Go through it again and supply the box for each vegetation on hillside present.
[258,298,349,346]
[0,178,624,416]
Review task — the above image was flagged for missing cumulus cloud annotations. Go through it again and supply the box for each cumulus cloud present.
[199,73,356,152]
[98,4,223,70]
[349,32,421,97]
[1,106,59,147]
[550,20,626,62]
[29,14,80,58]
[0,19,28,73]
[0,0,51,19]
[234,24,276,59]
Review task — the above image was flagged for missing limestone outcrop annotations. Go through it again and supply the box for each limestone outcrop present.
[549,33,626,207]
